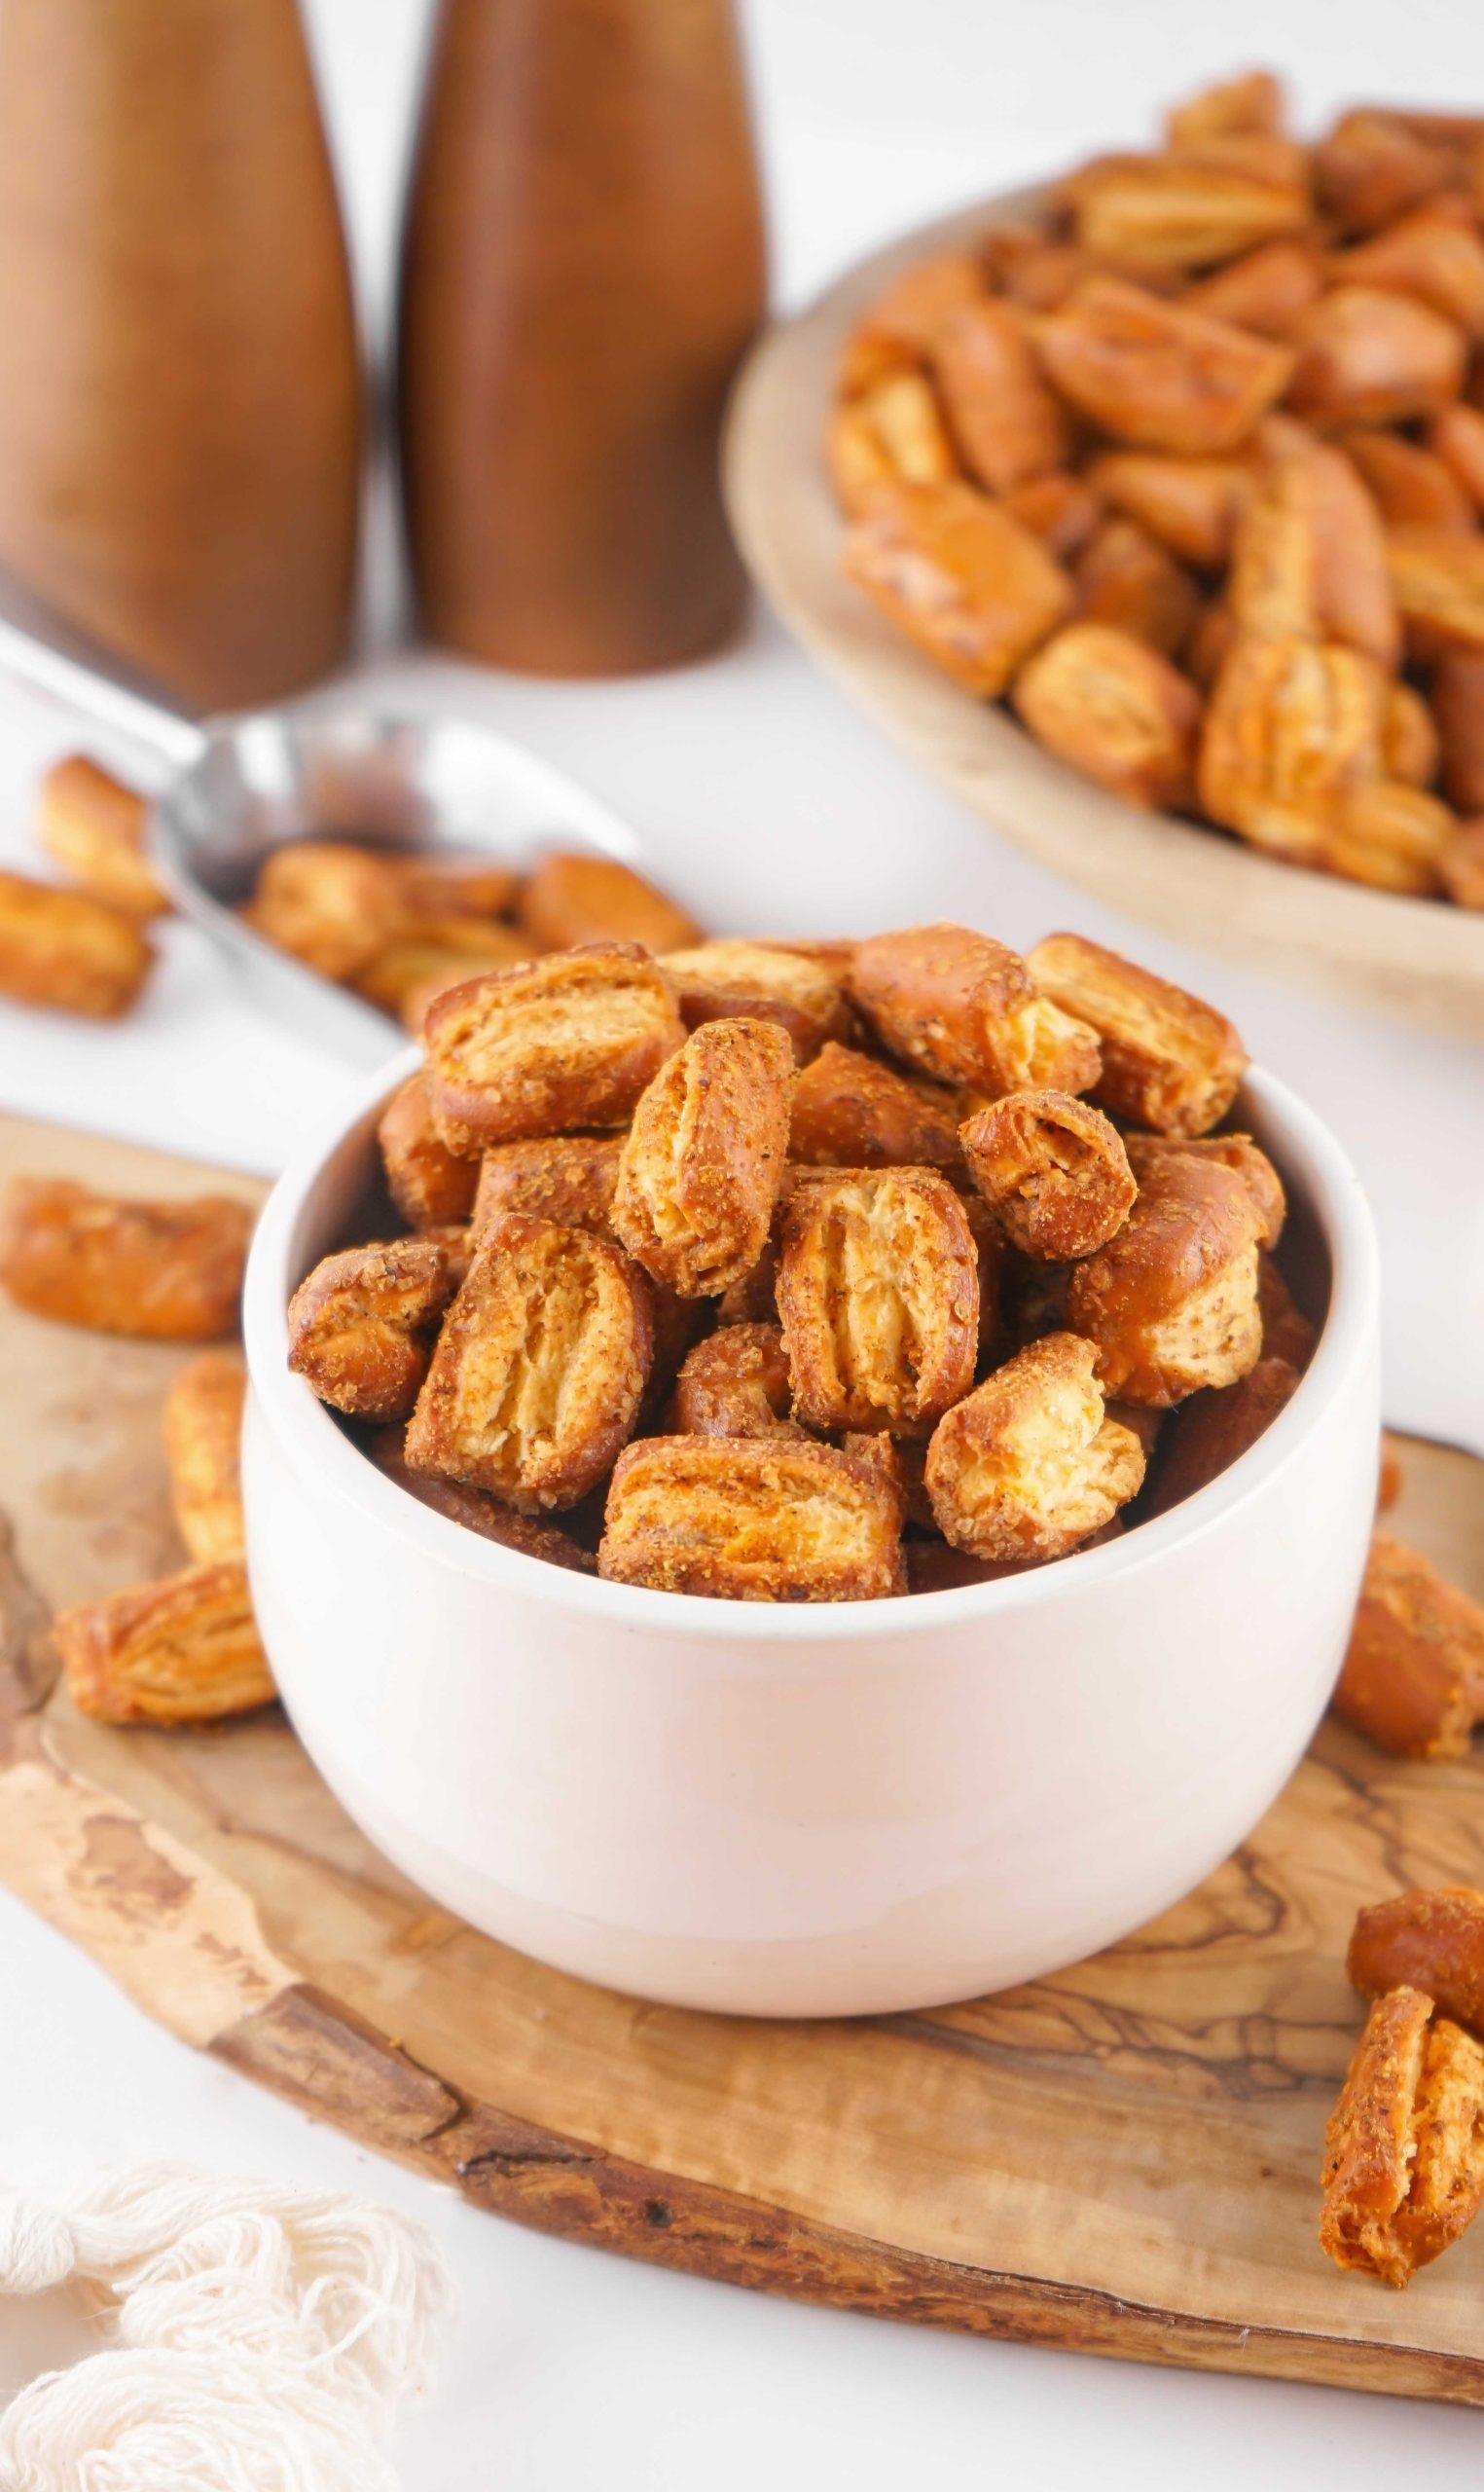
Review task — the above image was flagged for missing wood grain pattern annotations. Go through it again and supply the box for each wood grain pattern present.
[1,1108,1482,2403]
[722,185,1484,1044]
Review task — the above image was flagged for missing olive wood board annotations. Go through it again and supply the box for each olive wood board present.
[722,182,1484,1044]
[1,1107,1483,2405]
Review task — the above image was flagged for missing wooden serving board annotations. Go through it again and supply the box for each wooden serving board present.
[3,1108,1484,2404]
[722,185,1484,1044]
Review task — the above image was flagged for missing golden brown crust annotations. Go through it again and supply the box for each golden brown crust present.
[424,941,685,1152]
[379,1074,482,1231]
[1065,1153,1263,1405]
[788,1041,962,1172]
[354,920,533,1020]
[1288,283,1467,429]
[1083,451,1256,568]
[1002,471,1104,561]
[163,1349,246,1565]
[1441,817,1484,908]
[1316,110,1457,236]
[610,1018,795,1297]
[928,299,1071,495]
[1343,428,1476,534]
[855,251,988,354]
[670,1322,805,1441]
[659,939,850,1062]
[1027,933,1248,1137]
[36,755,169,922]
[924,1331,1145,1561]
[1145,1353,1300,1512]
[405,1216,653,1512]
[826,367,960,519]
[1164,69,1286,149]
[1012,622,1200,808]
[1197,636,1390,864]
[54,1559,274,1726]
[364,1424,597,1572]
[1062,149,1308,278]
[287,1235,463,1421]
[1382,680,1443,788]
[1349,1888,1484,2037]
[1336,207,1484,340]
[598,1435,904,1602]
[842,480,1074,698]
[1182,237,1324,338]
[0,1179,250,1339]
[1331,1531,1484,1760]
[470,1132,623,1243]
[1123,1130,1285,1247]
[1387,527,1484,655]
[515,852,700,955]
[851,923,1102,1099]
[778,1166,980,1433]
[1031,277,1294,456]
[0,870,153,1017]
[959,1088,1136,1261]
[246,841,417,982]
[1072,516,1201,661]
[1321,1988,1484,2286]
[1317,781,1454,897]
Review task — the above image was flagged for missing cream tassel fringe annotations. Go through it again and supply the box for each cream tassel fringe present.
[0,2166,452,2489]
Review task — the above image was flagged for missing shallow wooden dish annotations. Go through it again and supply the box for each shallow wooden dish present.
[724,185,1484,1044]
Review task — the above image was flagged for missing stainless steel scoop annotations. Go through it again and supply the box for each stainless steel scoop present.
[0,572,645,1065]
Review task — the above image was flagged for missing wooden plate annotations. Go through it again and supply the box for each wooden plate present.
[723,186,1484,1044]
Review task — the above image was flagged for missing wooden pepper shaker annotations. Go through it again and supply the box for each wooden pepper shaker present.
[0,0,363,711]
[397,0,768,677]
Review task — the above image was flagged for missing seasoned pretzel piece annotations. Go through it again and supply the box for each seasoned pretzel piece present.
[827,367,959,516]
[1026,934,1248,1137]
[1145,1353,1300,1511]
[1165,68,1285,150]
[1003,471,1104,561]
[515,852,700,955]
[598,1435,904,1601]
[851,923,1102,1100]
[1431,652,1484,810]
[1032,278,1294,456]
[1064,150,1309,279]
[778,1166,979,1433]
[1442,819,1484,907]
[423,942,685,1152]
[0,870,153,1017]
[715,1237,779,1327]
[670,1322,806,1441]
[611,1018,795,1297]
[1349,1889,1484,2036]
[1318,782,1454,897]
[1257,1253,1318,1368]
[658,940,849,1062]
[1012,623,1199,808]
[1387,529,1484,654]
[788,1041,961,1172]
[1382,683,1442,789]
[929,299,1070,495]
[1288,287,1466,429]
[1316,109,1458,236]
[1331,1532,1484,1760]
[365,1425,597,1572]
[1072,518,1200,661]
[36,755,168,922]
[354,920,531,1020]
[246,841,417,982]
[842,481,1074,698]
[1320,1987,1484,2287]
[1337,209,1484,341]
[163,1350,246,1564]
[1227,441,1400,673]
[54,1559,274,1726]
[1197,637,1389,864]
[1182,238,1324,338]
[471,1132,622,1242]
[405,1217,653,1511]
[287,1235,463,1421]
[924,1331,1145,1562]
[1123,1130,1285,1247]
[959,1089,1135,1261]
[379,1073,481,1231]
[1341,429,1475,534]
[840,1429,934,1531]
[0,1179,251,1339]
[1065,1153,1263,1406]
[1083,452,1255,568]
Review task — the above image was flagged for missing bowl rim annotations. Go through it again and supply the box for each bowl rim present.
[242,1042,1380,1647]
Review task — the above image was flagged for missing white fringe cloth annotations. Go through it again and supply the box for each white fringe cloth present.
[0,2165,452,2489]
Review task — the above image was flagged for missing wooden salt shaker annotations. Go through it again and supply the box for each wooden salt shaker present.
[397,0,768,677]
[0,0,363,710]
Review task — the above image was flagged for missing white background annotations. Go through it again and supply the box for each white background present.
[1,0,1481,2477]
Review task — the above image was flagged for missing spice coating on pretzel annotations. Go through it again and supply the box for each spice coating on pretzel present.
[0,870,154,1018]
[365,1425,597,1572]
[843,481,1074,699]
[924,1330,1145,1561]
[959,1088,1136,1261]
[424,942,685,1152]
[379,1073,482,1231]
[598,1435,904,1601]
[788,1041,962,1172]
[54,1559,275,1726]
[0,1179,251,1339]
[1066,1154,1263,1405]
[471,1133,624,1243]
[1124,1130,1285,1247]
[1321,1987,1484,2286]
[1146,1352,1299,1511]
[163,1349,247,1565]
[1331,1532,1484,1759]
[288,1234,463,1421]
[670,1322,806,1441]
[778,1165,979,1432]
[1349,1888,1484,2037]
[851,923,1102,1100]
[611,1017,796,1297]
[1027,934,1248,1136]
[659,940,850,1062]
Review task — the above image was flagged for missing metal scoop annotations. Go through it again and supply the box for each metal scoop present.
[0,573,644,1065]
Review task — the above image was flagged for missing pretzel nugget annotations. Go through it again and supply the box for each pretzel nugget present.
[1013,623,1200,808]
[843,480,1073,698]
[288,1235,462,1421]
[611,1018,794,1297]
[1002,471,1104,561]
[423,942,685,1152]
[1198,637,1389,864]
[0,870,153,1017]
[247,841,416,982]
[54,1559,274,1726]
[1349,1888,1484,2039]
[1065,151,1308,279]
[1072,516,1199,661]
[1382,682,1442,789]
[379,1073,481,1231]
[1337,208,1484,342]
[365,1425,597,1572]
[1066,1154,1263,1406]
[827,365,959,517]
[405,1217,652,1511]
[929,298,1070,495]
[778,1166,978,1432]
[670,1322,806,1441]
[36,755,169,922]
[354,920,532,1020]
[1031,279,1293,456]
[1123,1130,1285,1247]
[1288,286,1466,429]
[1146,1354,1300,1512]
[1165,68,1285,149]
[515,852,700,955]
[1387,529,1484,655]
[959,1089,1135,1262]
[924,1331,1145,1562]
[1331,1532,1484,1761]
[659,939,849,1062]
[788,1041,961,1172]
[1027,934,1248,1137]
[851,923,1102,1099]
[0,1179,250,1338]
[471,1132,622,1242]
[1316,109,1457,237]
[598,1436,903,1602]
[163,1349,246,1564]
[1183,238,1324,339]
[1342,429,1475,534]
[1084,452,1255,569]
[1320,1987,1484,2287]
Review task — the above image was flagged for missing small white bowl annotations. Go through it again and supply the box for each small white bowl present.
[241,1049,1380,2019]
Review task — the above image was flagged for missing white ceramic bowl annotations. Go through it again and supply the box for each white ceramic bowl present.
[242,1050,1380,2019]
